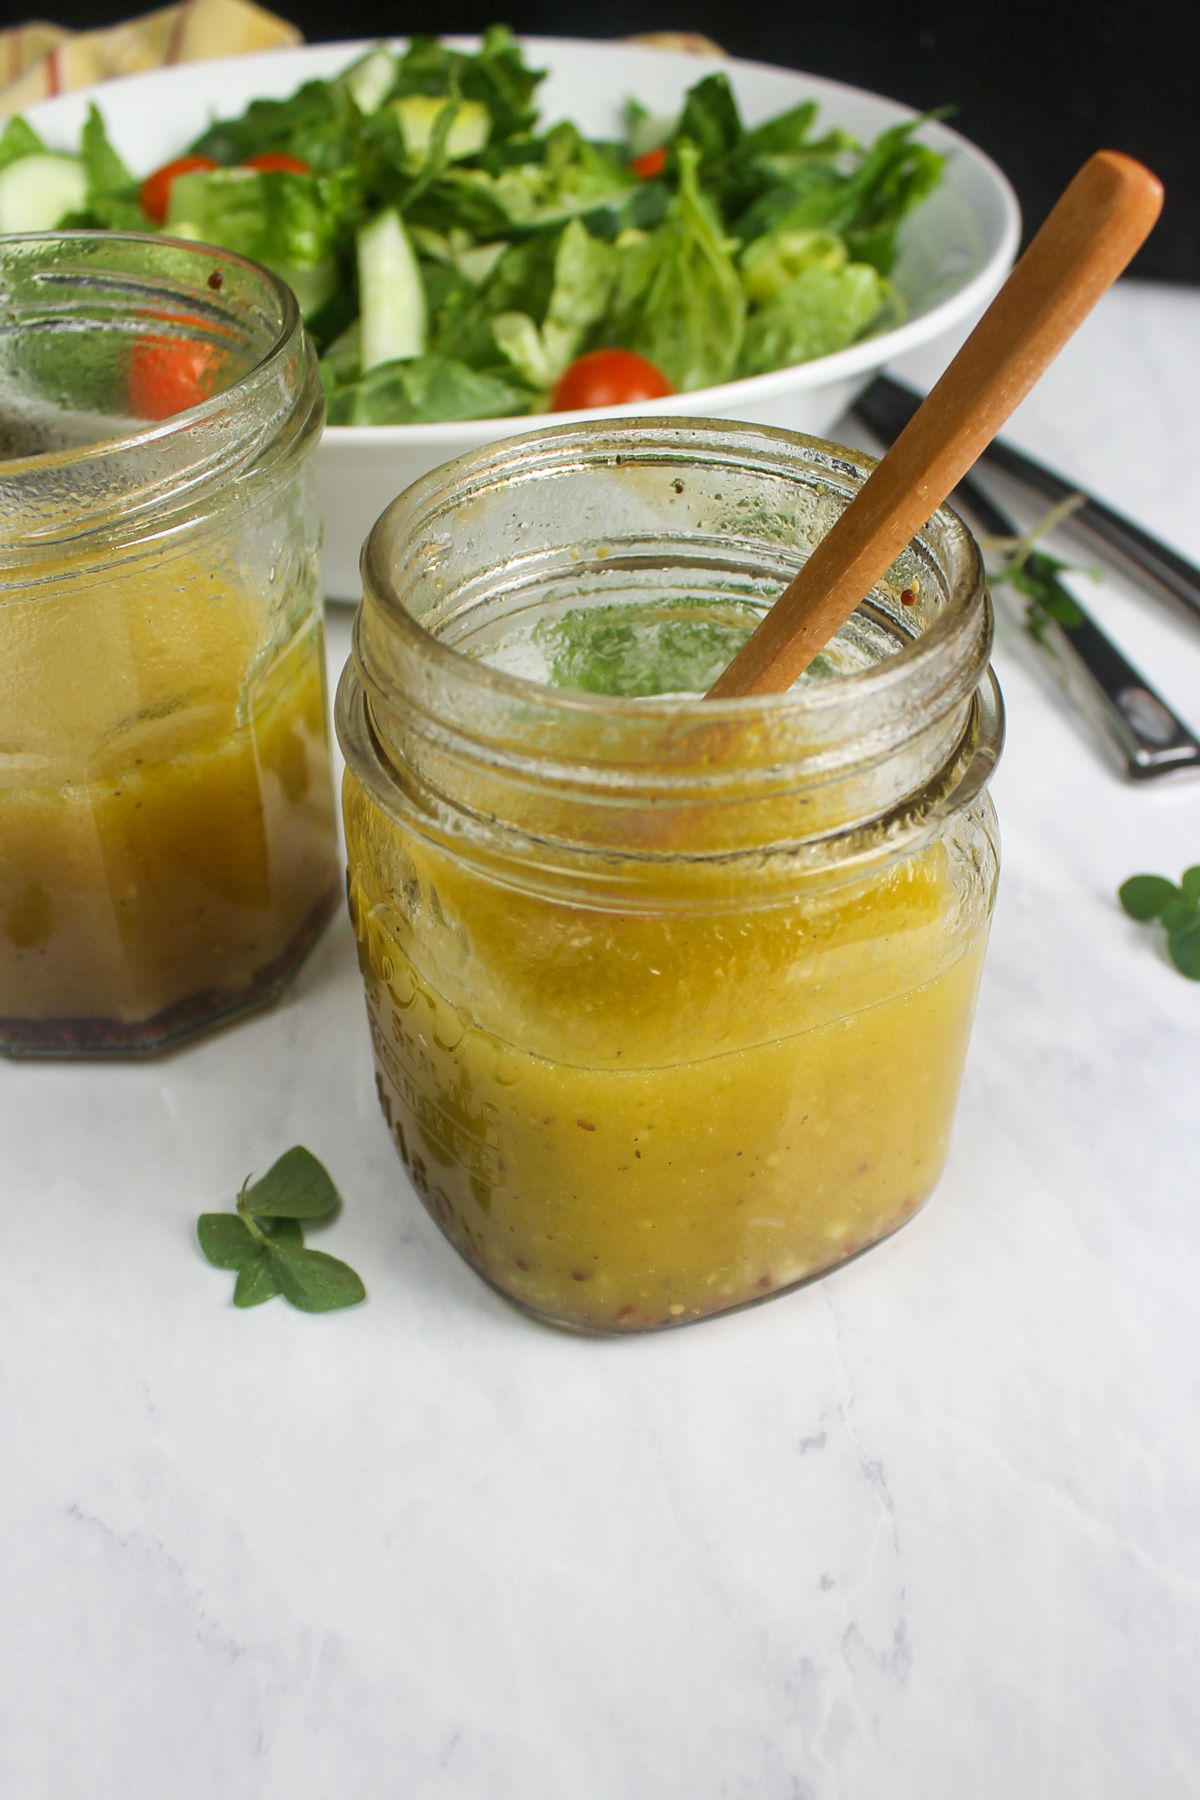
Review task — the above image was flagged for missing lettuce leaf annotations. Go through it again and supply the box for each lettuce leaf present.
[322,351,529,424]
[739,226,848,303]
[674,73,743,167]
[733,119,944,276]
[837,120,945,272]
[439,125,635,233]
[707,120,856,224]
[403,166,513,239]
[626,141,745,391]
[738,260,891,375]
[493,218,615,386]
[83,104,143,228]
[0,115,45,174]
[738,100,822,159]
[428,234,559,369]
[55,104,144,230]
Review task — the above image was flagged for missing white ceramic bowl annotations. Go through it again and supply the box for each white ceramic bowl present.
[26,37,1019,596]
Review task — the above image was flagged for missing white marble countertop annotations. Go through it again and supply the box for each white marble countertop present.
[4,279,1200,1799]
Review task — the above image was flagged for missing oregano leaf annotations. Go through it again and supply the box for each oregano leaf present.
[241,1146,340,1220]
[269,1245,366,1312]
[1181,866,1200,905]
[1160,897,1199,934]
[1168,917,1200,981]
[262,1217,304,1249]
[197,1213,260,1270]
[200,1149,364,1313]
[234,1252,283,1307]
[988,537,1090,644]
[1119,875,1180,922]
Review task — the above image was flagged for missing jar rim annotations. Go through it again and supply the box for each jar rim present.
[338,655,1004,900]
[0,231,308,551]
[359,416,988,726]
[346,418,999,869]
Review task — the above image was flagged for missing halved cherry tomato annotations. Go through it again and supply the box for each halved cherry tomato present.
[630,146,668,179]
[139,154,218,225]
[242,151,311,175]
[128,336,224,421]
[551,349,673,412]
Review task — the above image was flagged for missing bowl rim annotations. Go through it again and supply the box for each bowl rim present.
[24,34,1022,443]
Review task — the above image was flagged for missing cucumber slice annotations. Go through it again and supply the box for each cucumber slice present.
[392,95,491,165]
[357,209,427,371]
[341,45,397,116]
[0,153,87,232]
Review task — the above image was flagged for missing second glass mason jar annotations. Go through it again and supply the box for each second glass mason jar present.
[0,233,339,1055]
[338,420,1003,1332]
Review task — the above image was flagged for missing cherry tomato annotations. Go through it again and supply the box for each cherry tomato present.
[551,349,673,412]
[139,154,218,225]
[630,146,668,179]
[128,336,223,421]
[242,151,312,175]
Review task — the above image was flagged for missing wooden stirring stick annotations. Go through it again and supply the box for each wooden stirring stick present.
[705,151,1163,699]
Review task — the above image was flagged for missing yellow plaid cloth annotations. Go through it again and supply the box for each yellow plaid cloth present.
[1,0,301,116]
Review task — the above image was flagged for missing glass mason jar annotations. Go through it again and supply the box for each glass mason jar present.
[337,420,1003,1332]
[0,233,339,1055]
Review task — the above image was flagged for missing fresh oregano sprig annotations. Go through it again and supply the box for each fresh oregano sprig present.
[197,1146,366,1311]
[981,494,1098,646]
[994,544,1087,645]
[1119,866,1200,979]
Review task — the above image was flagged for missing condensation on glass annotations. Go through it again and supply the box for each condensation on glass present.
[0,233,339,1055]
[337,420,1004,1332]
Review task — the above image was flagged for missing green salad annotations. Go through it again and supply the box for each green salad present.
[0,29,946,424]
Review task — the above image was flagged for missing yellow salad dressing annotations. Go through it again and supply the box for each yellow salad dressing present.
[1,551,338,1048]
[345,773,989,1331]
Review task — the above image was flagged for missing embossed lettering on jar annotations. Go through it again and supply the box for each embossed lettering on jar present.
[0,233,339,1055]
[337,421,1003,1331]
